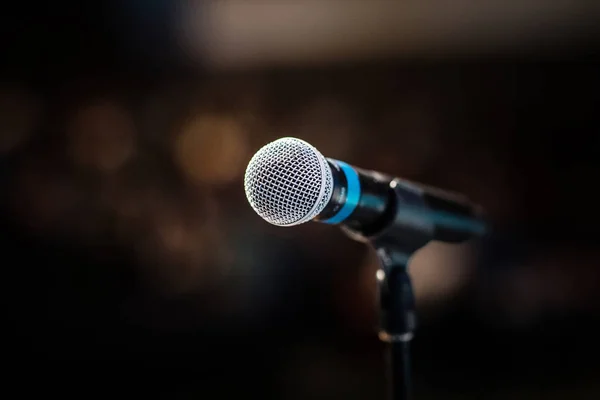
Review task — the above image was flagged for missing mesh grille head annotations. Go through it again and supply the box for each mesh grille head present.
[244,137,333,226]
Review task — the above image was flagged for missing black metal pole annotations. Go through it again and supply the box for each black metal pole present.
[376,249,416,400]
[387,341,411,400]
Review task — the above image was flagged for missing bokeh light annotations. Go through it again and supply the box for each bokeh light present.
[174,114,249,185]
[66,100,136,173]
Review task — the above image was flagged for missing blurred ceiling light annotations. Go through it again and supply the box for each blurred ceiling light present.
[0,85,40,155]
[181,0,599,69]
[66,101,136,173]
[174,114,249,185]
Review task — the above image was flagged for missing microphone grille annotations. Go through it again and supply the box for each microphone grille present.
[244,137,333,226]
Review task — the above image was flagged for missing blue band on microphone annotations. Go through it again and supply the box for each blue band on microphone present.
[321,160,361,224]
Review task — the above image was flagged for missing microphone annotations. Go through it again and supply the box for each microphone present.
[244,137,487,400]
[244,137,486,245]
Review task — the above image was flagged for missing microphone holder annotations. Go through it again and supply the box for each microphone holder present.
[343,179,441,400]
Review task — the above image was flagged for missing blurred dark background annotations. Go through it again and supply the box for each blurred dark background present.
[1,1,600,398]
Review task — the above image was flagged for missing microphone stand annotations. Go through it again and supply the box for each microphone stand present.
[343,179,446,400]
[374,246,416,400]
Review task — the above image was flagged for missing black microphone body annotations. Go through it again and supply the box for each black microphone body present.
[315,159,486,247]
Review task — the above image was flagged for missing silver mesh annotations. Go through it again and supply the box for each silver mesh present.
[244,137,333,226]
